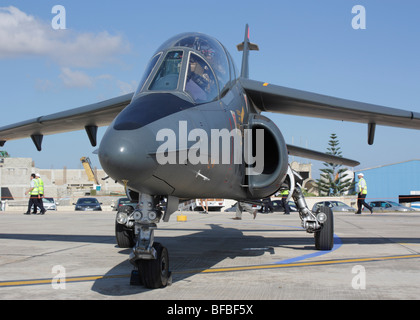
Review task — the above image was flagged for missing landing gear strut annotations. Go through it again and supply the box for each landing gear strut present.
[129,194,172,288]
[286,166,334,250]
[115,193,172,288]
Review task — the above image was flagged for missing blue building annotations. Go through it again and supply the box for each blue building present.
[356,160,420,202]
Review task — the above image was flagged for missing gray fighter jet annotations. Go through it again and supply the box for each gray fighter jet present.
[1,25,420,288]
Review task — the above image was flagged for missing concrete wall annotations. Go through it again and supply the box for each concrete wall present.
[0,157,125,210]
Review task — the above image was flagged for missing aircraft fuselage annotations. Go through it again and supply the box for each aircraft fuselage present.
[98,32,288,201]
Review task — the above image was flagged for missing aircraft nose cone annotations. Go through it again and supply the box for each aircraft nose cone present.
[98,127,157,184]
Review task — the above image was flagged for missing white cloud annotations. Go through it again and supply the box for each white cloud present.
[58,67,120,88]
[0,6,130,68]
[0,6,135,91]
[34,78,54,91]
[117,80,138,94]
[59,67,94,88]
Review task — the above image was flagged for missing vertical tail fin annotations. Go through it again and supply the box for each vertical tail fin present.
[236,24,259,78]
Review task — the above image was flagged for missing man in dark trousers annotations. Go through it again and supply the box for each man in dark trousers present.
[356,173,373,214]
[280,185,291,215]
[24,174,39,215]
[32,173,46,214]
[262,197,274,213]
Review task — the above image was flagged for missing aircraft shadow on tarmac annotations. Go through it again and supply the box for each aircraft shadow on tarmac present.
[2,225,419,296]
[92,223,288,296]
[90,223,420,296]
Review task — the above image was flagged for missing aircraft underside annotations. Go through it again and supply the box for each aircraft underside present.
[115,164,333,289]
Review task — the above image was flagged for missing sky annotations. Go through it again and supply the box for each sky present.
[1,0,420,179]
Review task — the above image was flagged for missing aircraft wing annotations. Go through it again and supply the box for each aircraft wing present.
[0,92,134,149]
[286,144,360,167]
[241,78,420,143]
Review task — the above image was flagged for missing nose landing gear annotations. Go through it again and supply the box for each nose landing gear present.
[114,193,173,289]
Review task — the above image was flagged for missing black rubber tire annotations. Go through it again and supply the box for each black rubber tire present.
[314,206,334,250]
[139,242,170,289]
[115,206,135,248]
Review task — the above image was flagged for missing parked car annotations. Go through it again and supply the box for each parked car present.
[112,197,138,211]
[42,197,57,211]
[410,202,420,210]
[260,200,297,213]
[73,197,102,211]
[368,201,415,212]
[312,201,356,213]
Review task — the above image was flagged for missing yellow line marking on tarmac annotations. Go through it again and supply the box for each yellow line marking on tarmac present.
[180,254,420,274]
[1,254,419,288]
[0,274,127,287]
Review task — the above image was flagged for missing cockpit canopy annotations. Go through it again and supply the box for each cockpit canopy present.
[134,33,237,104]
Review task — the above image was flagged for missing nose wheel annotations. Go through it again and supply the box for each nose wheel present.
[126,193,173,289]
[130,242,171,288]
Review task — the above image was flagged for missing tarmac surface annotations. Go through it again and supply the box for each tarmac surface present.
[1,209,419,300]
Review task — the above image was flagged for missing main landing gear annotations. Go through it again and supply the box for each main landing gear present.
[286,166,334,250]
[115,193,172,289]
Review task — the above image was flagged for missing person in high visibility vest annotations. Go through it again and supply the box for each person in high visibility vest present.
[24,173,39,215]
[356,173,373,214]
[32,173,46,215]
[280,185,291,215]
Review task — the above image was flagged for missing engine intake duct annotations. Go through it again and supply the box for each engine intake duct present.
[245,114,288,199]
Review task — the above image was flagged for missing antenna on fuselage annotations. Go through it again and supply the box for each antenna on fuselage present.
[236,24,259,79]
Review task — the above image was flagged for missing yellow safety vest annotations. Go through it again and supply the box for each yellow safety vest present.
[36,178,44,195]
[29,179,39,196]
[358,178,367,195]
[281,189,289,196]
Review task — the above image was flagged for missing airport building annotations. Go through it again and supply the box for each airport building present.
[0,156,125,209]
[290,161,317,194]
[356,160,420,202]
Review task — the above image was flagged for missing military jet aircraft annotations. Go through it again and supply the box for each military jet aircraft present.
[1,25,420,289]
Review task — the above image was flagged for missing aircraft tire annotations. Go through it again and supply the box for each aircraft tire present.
[314,206,334,250]
[139,242,170,289]
[115,206,135,248]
